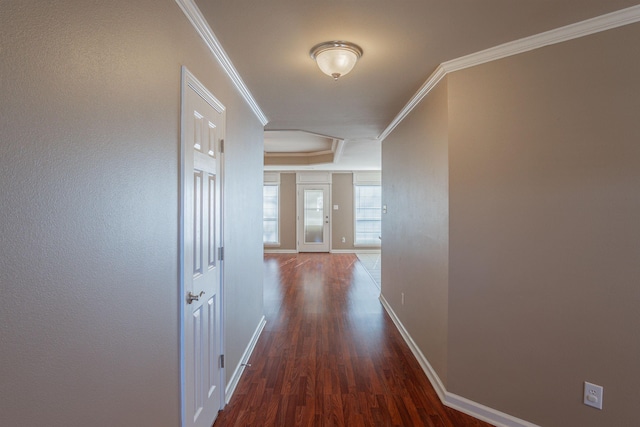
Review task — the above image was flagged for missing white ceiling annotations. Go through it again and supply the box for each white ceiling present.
[195,0,640,170]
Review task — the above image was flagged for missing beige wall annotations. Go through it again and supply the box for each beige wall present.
[381,78,450,384]
[278,173,297,250]
[447,23,640,426]
[382,22,640,426]
[265,172,381,252]
[0,1,264,426]
[331,173,356,250]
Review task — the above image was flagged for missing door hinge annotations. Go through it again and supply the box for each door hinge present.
[219,139,224,154]
[220,354,224,368]
[218,246,224,261]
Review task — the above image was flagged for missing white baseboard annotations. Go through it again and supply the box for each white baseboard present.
[378,295,539,427]
[445,392,540,427]
[331,249,381,254]
[379,295,447,401]
[224,315,266,404]
[264,249,297,254]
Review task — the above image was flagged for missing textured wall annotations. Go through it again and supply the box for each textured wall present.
[331,173,355,250]
[381,22,640,427]
[278,173,298,250]
[447,23,640,426]
[381,79,450,384]
[0,1,264,426]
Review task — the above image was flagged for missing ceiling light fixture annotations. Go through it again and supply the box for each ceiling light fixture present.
[310,41,363,80]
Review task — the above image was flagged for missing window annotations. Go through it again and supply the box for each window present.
[354,185,381,245]
[263,185,279,244]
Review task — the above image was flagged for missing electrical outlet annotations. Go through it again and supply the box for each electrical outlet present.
[401,292,405,305]
[584,382,603,410]
[341,237,346,243]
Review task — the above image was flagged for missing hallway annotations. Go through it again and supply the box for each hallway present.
[213,253,492,427]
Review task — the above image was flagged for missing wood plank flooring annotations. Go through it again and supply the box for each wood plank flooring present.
[213,253,493,427]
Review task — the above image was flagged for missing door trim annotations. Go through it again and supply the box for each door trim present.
[296,184,331,252]
[179,66,226,426]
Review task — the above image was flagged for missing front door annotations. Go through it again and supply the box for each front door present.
[181,68,224,427]
[297,184,330,252]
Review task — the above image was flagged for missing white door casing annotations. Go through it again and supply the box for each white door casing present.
[181,68,225,427]
[297,184,330,252]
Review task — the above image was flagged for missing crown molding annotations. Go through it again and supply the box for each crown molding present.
[175,0,269,126]
[332,139,346,164]
[264,150,334,158]
[377,65,446,141]
[379,4,640,142]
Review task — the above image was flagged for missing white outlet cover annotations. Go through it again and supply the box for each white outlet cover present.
[584,382,603,410]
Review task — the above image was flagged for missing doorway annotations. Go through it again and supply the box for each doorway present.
[297,184,330,252]
[180,67,225,427]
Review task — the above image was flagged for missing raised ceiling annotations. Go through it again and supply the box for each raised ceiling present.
[195,0,640,170]
[264,130,345,167]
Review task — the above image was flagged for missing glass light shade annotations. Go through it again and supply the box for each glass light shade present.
[310,42,363,80]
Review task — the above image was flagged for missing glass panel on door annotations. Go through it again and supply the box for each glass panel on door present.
[304,189,324,243]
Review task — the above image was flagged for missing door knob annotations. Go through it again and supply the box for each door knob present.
[187,291,205,304]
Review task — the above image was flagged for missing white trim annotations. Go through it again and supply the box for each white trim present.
[379,295,447,401]
[265,169,381,175]
[265,150,334,158]
[353,171,382,185]
[296,183,332,253]
[296,171,332,184]
[185,73,225,114]
[377,66,446,141]
[331,249,381,254]
[446,393,541,427]
[378,4,640,142]
[379,295,541,427]
[224,315,267,404]
[179,67,188,427]
[264,249,298,254]
[332,139,346,164]
[446,4,640,73]
[263,172,280,184]
[175,0,268,125]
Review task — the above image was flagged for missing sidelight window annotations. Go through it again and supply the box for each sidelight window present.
[263,185,279,245]
[354,185,381,245]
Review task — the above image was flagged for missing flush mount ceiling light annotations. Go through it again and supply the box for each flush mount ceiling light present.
[310,41,363,80]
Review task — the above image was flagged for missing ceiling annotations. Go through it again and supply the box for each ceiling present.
[195,0,639,170]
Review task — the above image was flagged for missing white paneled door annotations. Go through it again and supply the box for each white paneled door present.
[182,69,224,427]
[297,184,330,252]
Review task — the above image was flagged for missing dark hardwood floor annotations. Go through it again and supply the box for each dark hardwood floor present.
[213,253,493,427]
